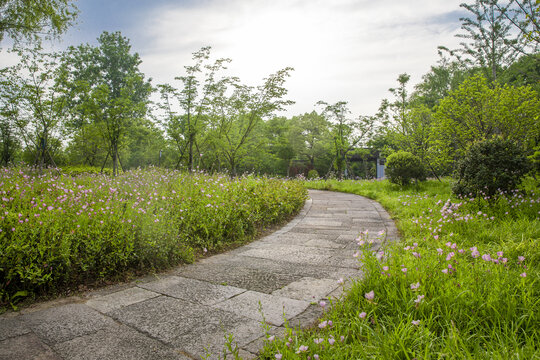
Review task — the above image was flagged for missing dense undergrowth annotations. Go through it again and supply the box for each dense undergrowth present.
[0,167,307,308]
[260,178,539,359]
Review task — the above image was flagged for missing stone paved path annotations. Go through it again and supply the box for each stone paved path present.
[0,190,398,360]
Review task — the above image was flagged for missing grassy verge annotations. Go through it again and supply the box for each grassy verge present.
[260,178,539,359]
[0,167,307,309]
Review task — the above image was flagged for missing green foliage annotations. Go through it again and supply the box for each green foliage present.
[0,0,78,44]
[499,53,540,93]
[385,151,425,186]
[307,169,319,179]
[0,167,307,307]
[453,138,532,197]
[433,74,540,164]
[60,31,153,176]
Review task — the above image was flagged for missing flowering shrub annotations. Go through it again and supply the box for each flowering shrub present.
[0,167,307,306]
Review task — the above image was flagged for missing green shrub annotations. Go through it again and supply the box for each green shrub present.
[452,138,531,198]
[385,151,425,186]
[307,169,319,180]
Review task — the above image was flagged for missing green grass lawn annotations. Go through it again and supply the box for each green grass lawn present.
[0,167,307,309]
[260,178,539,359]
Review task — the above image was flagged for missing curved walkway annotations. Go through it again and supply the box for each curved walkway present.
[0,190,399,360]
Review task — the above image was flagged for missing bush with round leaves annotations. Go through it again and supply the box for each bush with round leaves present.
[307,169,319,180]
[385,151,426,186]
[452,138,531,198]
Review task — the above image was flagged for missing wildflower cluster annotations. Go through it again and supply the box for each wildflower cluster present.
[0,167,307,305]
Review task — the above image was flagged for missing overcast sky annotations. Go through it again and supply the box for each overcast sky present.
[12,0,468,117]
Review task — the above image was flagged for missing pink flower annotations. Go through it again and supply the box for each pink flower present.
[412,320,421,326]
[319,300,326,308]
[275,354,282,360]
[382,266,389,271]
[446,252,455,261]
[437,248,444,255]
[497,251,504,258]
[318,321,327,329]
[414,295,425,304]
[267,335,275,342]
[401,268,407,273]
[482,254,491,262]
[359,311,367,319]
[328,338,335,345]
[314,355,320,360]
[337,278,344,285]
[314,338,324,344]
[520,273,527,278]
[412,252,421,258]
[297,345,308,353]
[442,269,449,274]
[434,235,439,240]
[365,290,375,301]
[518,256,525,262]
[471,250,480,258]
[410,282,420,290]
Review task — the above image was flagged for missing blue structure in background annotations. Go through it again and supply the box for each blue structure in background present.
[376,158,385,179]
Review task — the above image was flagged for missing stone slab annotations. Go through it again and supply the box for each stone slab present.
[213,291,310,326]
[299,218,343,227]
[271,277,339,302]
[85,287,160,313]
[0,333,60,360]
[53,323,187,360]
[176,263,301,294]
[138,276,245,306]
[0,316,31,341]
[303,238,345,249]
[23,304,115,344]
[109,296,208,344]
[173,312,265,360]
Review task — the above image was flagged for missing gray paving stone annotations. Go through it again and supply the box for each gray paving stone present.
[173,312,265,360]
[138,275,245,305]
[303,238,345,249]
[213,291,310,326]
[0,316,31,341]
[109,296,208,344]
[85,287,160,313]
[0,333,60,360]
[176,263,302,293]
[53,323,187,360]
[23,304,115,344]
[271,277,339,302]
[300,218,343,227]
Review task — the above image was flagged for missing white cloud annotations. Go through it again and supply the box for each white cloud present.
[3,0,466,118]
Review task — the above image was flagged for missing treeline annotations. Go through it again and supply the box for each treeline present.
[0,0,538,178]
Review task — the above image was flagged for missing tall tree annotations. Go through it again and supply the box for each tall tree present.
[0,67,20,165]
[456,0,522,82]
[2,47,67,172]
[293,111,332,170]
[214,67,295,175]
[157,47,233,170]
[493,0,540,50]
[0,0,78,45]
[433,74,540,167]
[318,101,376,179]
[61,32,152,175]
